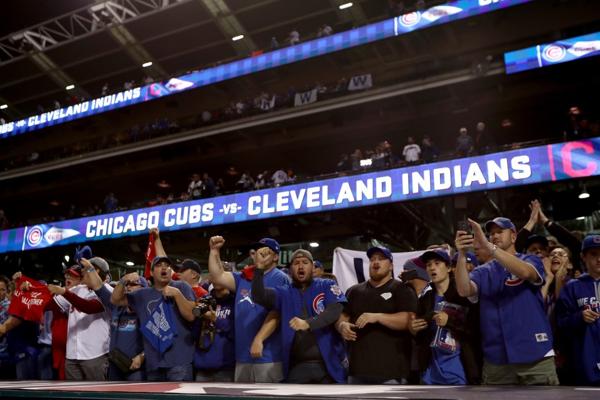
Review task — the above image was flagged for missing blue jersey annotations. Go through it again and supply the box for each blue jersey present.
[470,253,553,365]
[555,274,600,385]
[127,280,195,371]
[233,268,290,364]
[272,279,348,383]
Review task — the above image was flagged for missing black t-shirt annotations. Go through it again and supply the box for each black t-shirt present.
[344,278,417,380]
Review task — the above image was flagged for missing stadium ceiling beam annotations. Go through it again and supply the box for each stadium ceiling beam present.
[27,51,90,101]
[0,0,191,67]
[195,0,258,56]
[90,1,168,80]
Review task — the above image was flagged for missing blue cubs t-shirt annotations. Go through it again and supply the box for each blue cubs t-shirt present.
[127,280,195,371]
[96,285,143,359]
[233,268,290,364]
[422,295,466,385]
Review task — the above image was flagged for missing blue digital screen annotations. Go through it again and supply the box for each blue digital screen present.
[504,31,600,74]
[0,0,533,138]
[1,136,599,254]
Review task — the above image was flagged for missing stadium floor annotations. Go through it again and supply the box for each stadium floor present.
[0,382,598,400]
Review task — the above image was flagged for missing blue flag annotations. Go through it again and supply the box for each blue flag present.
[140,299,178,354]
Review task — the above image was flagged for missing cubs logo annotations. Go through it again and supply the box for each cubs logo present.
[505,273,524,286]
[26,225,44,247]
[330,284,342,297]
[399,12,421,27]
[312,293,325,314]
[542,44,566,63]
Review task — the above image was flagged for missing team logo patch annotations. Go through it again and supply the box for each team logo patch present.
[399,12,421,27]
[312,293,325,314]
[542,44,566,63]
[505,273,524,286]
[535,333,549,343]
[330,284,342,297]
[26,225,44,247]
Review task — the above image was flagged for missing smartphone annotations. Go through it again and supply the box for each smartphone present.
[456,219,473,236]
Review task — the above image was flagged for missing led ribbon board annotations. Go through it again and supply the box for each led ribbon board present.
[0,0,533,138]
[504,31,600,74]
[1,137,599,254]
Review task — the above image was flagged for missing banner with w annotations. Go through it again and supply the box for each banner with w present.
[347,74,373,91]
[294,89,318,107]
[332,247,425,293]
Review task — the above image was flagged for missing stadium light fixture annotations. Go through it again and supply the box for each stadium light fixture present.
[142,61,153,68]
[576,216,586,221]
[125,261,135,266]
[339,2,353,10]
[64,255,70,262]
[65,84,75,90]
[579,184,590,199]
[309,242,320,248]
[0,104,7,110]
[232,35,244,41]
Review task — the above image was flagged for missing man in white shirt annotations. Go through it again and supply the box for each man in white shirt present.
[48,257,112,381]
[402,136,421,164]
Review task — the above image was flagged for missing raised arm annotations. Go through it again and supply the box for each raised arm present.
[207,236,236,291]
[455,229,479,297]
[469,218,540,284]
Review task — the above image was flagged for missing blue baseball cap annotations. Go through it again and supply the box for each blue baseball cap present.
[419,249,451,265]
[485,217,516,233]
[581,235,600,253]
[451,252,479,267]
[151,256,173,268]
[367,246,393,262]
[314,260,323,269]
[253,238,280,253]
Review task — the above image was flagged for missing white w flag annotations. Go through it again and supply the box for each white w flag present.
[294,88,318,107]
[347,73,373,91]
[332,247,425,294]
[259,96,276,111]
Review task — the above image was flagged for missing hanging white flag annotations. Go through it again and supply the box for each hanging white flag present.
[332,246,426,293]
[347,74,373,91]
[294,88,318,107]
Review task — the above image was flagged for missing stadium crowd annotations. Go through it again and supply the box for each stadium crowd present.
[0,199,599,386]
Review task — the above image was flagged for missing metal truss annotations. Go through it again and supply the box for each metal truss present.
[0,0,190,65]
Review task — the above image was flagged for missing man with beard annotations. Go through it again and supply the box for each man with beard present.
[336,246,417,384]
[251,249,347,383]
[112,256,196,381]
[455,217,558,385]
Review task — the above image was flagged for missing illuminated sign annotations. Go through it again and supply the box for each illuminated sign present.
[0,0,533,138]
[1,137,599,254]
[504,31,600,74]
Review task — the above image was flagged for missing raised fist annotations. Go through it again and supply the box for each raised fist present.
[209,236,225,251]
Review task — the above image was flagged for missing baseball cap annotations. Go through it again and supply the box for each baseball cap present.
[400,257,429,281]
[581,235,600,253]
[419,249,451,265]
[253,238,280,254]
[451,252,479,267]
[65,266,82,278]
[151,256,173,269]
[290,249,313,263]
[176,259,202,274]
[485,217,516,233]
[89,257,109,274]
[367,246,393,262]
[525,234,549,250]
[314,260,323,269]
